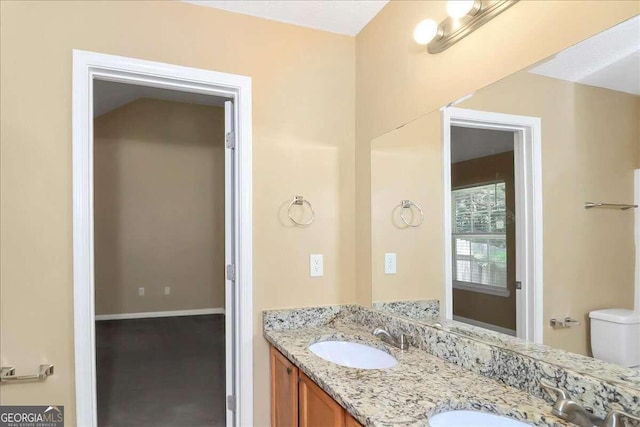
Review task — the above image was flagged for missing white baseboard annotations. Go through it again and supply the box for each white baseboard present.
[453,315,516,336]
[95,307,225,321]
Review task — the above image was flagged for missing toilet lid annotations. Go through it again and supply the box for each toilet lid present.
[589,309,640,324]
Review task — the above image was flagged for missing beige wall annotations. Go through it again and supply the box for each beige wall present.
[0,2,355,425]
[356,1,640,306]
[370,112,443,303]
[94,99,225,315]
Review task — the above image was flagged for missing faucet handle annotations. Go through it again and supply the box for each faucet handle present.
[398,333,409,350]
[539,379,571,401]
[604,409,640,427]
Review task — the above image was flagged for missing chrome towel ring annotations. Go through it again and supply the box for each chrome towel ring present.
[399,199,424,227]
[288,195,315,227]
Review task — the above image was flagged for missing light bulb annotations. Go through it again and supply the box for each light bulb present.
[413,19,438,45]
[446,0,476,19]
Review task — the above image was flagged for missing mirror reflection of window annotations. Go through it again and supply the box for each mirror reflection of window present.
[452,182,507,289]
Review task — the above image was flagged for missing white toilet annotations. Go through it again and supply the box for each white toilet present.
[589,309,640,371]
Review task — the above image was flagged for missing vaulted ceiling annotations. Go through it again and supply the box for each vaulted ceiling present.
[93,80,227,117]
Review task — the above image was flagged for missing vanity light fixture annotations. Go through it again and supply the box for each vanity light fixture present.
[414,0,518,54]
[413,19,439,45]
[446,0,479,19]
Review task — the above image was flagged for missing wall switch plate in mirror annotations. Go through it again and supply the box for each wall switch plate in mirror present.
[384,253,396,275]
[310,254,323,277]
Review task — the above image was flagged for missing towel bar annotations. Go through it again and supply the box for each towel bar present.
[0,364,54,384]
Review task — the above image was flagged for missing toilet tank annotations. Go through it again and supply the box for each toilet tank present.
[589,309,640,367]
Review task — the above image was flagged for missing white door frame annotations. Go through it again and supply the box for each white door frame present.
[442,107,543,344]
[72,50,253,426]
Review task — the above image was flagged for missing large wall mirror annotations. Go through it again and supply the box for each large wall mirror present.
[370,15,640,381]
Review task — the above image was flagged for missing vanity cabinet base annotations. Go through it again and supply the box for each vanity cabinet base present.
[270,346,363,427]
[271,345,299,426]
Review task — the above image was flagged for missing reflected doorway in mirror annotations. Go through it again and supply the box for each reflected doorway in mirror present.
[442,107,543,344]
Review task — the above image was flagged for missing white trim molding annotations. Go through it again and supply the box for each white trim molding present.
[453,315,517,337]
[442,107,543,345]
[635,169,640,312]
[95,308,225,321]
[72,50,253,427]
[453,281,510,298]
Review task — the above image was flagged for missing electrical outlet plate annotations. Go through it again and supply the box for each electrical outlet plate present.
[384,253,396,275]
[139,287,145,296]
[164,286,171,295]
[310,254,323,277]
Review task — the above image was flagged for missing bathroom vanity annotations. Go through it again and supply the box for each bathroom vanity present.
[270,346,363,427]
[265,14,640,427]
[264,306,583,427]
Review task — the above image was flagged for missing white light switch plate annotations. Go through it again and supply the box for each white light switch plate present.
[139,287,145,296]
[164,286,171,295]
[310,254,323,277]
[384,253,396,274]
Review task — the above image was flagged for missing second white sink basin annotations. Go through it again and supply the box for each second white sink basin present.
[429,410,530,427]
[308,341,397,369]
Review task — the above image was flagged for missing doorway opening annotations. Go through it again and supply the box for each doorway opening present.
[72,51,253,427]
[93,80,228,426]
[442,107,544,343]
[450,126,517,335]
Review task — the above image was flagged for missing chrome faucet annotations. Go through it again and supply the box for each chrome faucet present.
[540,380,640,427]
[372,328,409,350]
[604,410,640,427]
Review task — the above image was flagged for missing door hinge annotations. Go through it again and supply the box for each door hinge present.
[226,264,236,282]
[225,131,235,149]
[515,281,522,290]
[227,395,236,412]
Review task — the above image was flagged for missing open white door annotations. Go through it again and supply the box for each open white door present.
[224,100,236,427]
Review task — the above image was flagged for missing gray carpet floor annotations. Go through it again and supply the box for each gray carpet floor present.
[96,315,225,427]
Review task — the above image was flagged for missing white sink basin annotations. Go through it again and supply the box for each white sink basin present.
[429,411,530,427]
[308,341,397,369]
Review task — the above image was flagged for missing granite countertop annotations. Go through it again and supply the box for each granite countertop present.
[388,313,640,391]
[264,318,570,427]
[373,299,640,391]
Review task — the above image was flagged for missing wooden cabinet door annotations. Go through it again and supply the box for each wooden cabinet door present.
[345,413,362,427]
[299,372,345,427]
[271,346,299,427]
